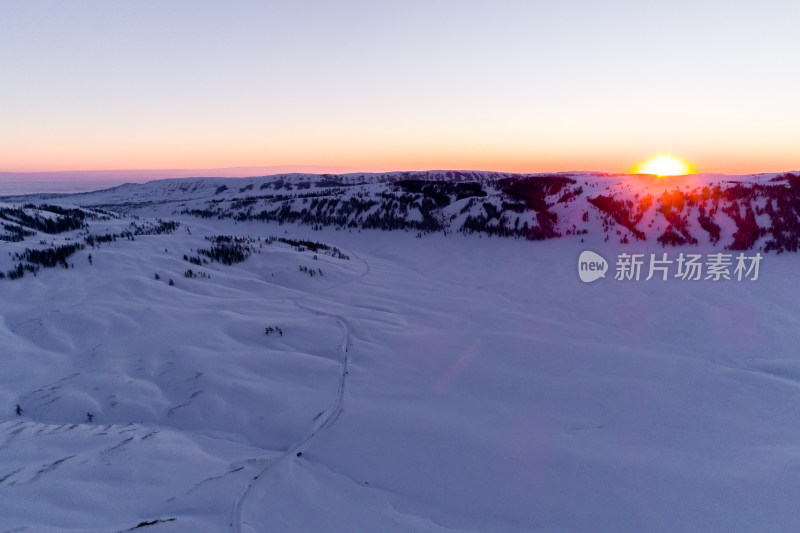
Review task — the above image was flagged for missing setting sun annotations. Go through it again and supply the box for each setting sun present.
[631,154,696,176]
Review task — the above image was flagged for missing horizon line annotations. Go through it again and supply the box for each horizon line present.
[1,165,798,183]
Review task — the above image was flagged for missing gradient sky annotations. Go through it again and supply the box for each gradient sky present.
[2,0,799,175]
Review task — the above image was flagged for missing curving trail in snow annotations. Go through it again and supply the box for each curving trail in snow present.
[231,248,370,533]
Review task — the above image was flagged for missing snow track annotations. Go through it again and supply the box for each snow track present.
[231,249,370,532]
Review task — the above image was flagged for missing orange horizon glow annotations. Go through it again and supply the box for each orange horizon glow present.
[2,160,797,177]
[1,132,796,177]
[0,130,796,177]
[2,151,797,177]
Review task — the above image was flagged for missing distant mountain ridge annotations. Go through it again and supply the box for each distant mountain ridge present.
[6,169,800,253]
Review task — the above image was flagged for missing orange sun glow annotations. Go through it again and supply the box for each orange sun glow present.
[631,154,696,177]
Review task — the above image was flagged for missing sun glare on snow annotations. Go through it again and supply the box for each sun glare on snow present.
[631,154,696,177]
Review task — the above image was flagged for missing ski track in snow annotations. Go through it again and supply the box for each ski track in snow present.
[231,249,370,533]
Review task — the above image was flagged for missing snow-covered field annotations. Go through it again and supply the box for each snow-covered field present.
[1,173,800,532]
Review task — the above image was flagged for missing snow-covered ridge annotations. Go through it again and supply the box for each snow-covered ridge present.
[17,169,798,253]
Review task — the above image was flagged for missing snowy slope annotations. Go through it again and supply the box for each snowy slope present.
[1,171,800,532]
[23,168,795,252]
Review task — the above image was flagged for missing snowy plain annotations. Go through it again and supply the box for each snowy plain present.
[1,172,799,532]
